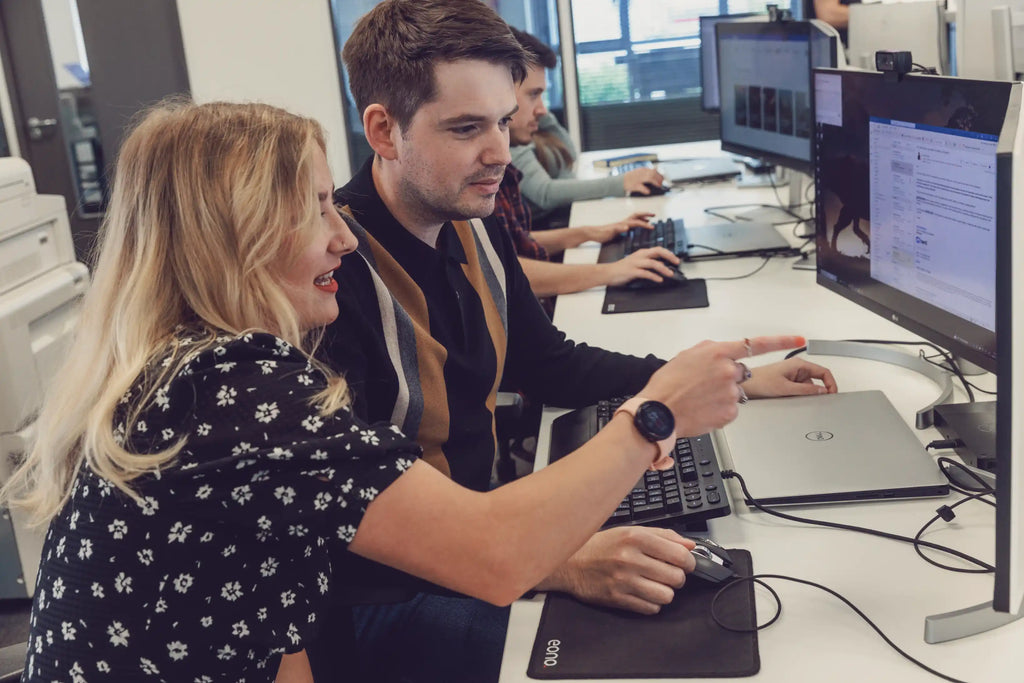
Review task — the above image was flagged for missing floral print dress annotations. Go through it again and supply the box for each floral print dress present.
[23,331,420,682]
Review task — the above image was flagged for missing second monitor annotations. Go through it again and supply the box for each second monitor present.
[716,19,839,176]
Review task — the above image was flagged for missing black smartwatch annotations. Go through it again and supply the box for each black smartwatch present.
[614,396,676,463]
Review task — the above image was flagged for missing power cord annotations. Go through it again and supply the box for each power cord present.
[708,467,995,682]
[720,469,993,571]
[709,574,969,683]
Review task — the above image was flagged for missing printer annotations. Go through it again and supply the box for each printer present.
[0,157,89,599]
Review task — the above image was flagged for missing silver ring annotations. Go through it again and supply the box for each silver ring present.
[743,337,753,358]
[736,361,752,384]
[737,386,748,405]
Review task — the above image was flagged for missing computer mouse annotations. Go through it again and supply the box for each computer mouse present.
[628,182,669,197]
[689,538,736,584]
[625,264,688,289]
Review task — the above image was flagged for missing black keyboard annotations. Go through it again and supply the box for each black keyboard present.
[547,397,731,530]
[623,217,687,256]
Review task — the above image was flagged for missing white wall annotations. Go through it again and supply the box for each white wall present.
[175,0,352,182]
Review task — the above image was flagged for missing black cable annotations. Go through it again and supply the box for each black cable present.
[913,491,995,572]
[921,354,996,396]
[721,470,994,571]
[702,256,772,281]
[710,574,969,683]
[913,457,997,573]
[936,457,996,494]
[784,345,807,360]
[918,354,977,402]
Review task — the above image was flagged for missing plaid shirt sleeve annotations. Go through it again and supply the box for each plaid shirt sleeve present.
[492,163,549,261]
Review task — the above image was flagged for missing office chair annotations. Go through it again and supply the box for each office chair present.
[0,642,26,682]
[494,391,525,484]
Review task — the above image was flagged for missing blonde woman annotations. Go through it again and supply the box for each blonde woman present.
[2,100,801,682]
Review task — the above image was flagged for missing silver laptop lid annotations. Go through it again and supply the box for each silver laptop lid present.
[685,221,791,259]
[660,157,741,184]
[717,390,948,506]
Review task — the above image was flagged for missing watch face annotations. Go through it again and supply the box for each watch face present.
[636,401,675,441]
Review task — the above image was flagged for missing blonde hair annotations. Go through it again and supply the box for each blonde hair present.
[1,100,349,524]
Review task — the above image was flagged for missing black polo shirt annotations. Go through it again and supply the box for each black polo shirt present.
[323,156,663,492]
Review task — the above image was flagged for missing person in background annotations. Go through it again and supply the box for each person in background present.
[508,27,666,227]
[319,2,839,681]
[497,28,682,298]
[806,0,862,45]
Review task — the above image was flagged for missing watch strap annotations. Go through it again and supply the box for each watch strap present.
[614,396,676,469]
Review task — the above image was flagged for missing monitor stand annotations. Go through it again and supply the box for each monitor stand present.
[792,248,816,271]
[925,599,1023,644]
[805,339,953,428]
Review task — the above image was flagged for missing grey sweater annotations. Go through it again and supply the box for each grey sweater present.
[511,114,624,223]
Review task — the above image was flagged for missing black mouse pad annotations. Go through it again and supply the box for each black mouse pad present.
[526,549,757,679]
[602,278,709,314]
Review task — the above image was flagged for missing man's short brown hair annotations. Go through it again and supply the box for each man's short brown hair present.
[510,27,558,69]
[343,0,529,131]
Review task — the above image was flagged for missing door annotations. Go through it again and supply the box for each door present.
[0,0,190,261]
[0,0,101,259]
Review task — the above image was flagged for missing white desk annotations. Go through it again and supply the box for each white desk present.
[499,144,1022,682]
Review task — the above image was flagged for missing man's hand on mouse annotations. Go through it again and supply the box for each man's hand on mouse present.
[534,526,697,614]
[580,212,655,244]
[601,247,681,287]
[622,167,666,195]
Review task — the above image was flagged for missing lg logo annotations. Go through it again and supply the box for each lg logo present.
[543,639,561,667]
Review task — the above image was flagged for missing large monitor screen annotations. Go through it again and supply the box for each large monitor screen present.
[814,68,1015,372]
[717,20,837,172]
[699,13,759,111]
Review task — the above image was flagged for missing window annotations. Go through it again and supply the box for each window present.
[329,0,563,174]
[569,0,794,149]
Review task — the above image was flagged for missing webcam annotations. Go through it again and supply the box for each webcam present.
[875,50,913,77]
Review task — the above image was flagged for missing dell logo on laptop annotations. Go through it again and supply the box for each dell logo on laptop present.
[805,430,834,441]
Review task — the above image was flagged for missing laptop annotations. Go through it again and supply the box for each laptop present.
[598,217,794,263]
[684,220,792,260]
[715,390,949,506]
[659,157,742,184]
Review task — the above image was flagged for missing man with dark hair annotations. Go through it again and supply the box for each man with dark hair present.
[318,1,836,680]
[506,27,666,226]
[498,28,680,297]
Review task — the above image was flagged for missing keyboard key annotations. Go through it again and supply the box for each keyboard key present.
[549,397,731,530]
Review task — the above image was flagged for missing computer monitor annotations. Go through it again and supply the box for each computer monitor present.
[699,13,761,111]
[716,19,839,175]
[955,0,1024,79]
[813,67,1023,640]
[814,69,1007,372]
[846,0,950,74]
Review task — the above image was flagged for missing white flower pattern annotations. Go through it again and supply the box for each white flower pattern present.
[23,332,419,682]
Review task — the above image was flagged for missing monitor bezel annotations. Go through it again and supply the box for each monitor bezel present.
[716,20,836,173]
[995,80,1024,616]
